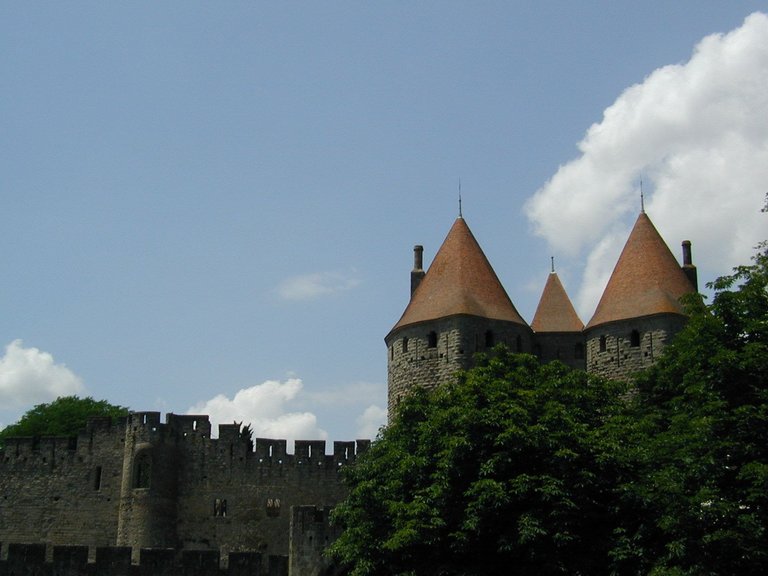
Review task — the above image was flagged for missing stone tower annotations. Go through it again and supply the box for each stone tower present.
[385,217,532,413]
[530,270,585,370]
[584,211,697,379]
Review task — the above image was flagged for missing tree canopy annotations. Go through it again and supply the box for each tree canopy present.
[330,352,630,575]
[330,242,768,575]
[0,395,129,445]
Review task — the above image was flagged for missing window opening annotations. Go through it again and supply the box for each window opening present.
[599,335,607,352]
[134,453,151,489]
[427,331,437,348]
[485,330,495,348]
[266,498,281,517]
[402,337,409,353]
[630,329,641,347]
[93,466,102,490]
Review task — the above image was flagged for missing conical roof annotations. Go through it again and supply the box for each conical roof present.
[531,272,584,332]
[389,217,527,335]
[586,212,695,329]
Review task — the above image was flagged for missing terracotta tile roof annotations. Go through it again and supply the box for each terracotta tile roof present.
[586,212,696,329]
[531,272,584,332]
[389,217,528,334]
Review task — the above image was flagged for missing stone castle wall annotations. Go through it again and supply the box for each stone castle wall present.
[532,332,586,371]
[585,314,688,380]
[386,316,533,412]
[0,413,367,575]
[0,542,290,575]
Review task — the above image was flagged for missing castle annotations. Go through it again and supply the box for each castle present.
[0,210,696,575]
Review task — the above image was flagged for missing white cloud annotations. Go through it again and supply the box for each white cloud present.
[276,270,360,301]
[355,404,387,440]
[187,378,328,442]
[0,340,84,407]
[525,12,768,319]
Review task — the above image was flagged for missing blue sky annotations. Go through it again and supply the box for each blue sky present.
[1,3,766,446]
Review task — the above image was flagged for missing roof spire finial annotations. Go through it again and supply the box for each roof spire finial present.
[458,178,463,218]
[640,177,645,213]
[551,256,555,273]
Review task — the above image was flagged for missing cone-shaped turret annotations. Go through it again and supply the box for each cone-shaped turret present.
[389,217,527,335]
[531,272,584,333]
[586,212,696,329]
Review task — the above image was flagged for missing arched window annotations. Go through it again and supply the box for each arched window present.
[599,335,607,353]
[630,329,641,347]
[574,342,584,359]
[427,331,437,348]
[485,330,495,348]
[134,453,152,489]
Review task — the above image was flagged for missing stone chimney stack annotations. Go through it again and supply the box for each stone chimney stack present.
[410,245,425,296]
[681,240,698,291]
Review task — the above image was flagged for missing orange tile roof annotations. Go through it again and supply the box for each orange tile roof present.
[531,272,584,332]
[389,217,528,334]
[586,212,696,329]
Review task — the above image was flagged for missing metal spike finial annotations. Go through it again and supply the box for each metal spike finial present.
[640,177,645,213]
[458,178,463,218]
[551,256,555,273]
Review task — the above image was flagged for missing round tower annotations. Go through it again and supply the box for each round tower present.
[386,217,533,414]
[584,212,697,380]
[116,412,180,560]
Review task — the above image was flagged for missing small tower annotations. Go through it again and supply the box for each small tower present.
[385,217,532,414]
[584,212,697,380]
[531,266,585,370]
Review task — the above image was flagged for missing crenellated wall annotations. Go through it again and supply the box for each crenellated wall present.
[0,542,290,575]
[0,413,368,575]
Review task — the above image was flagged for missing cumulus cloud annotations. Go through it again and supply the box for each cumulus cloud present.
[356,404,387,440]
[187,378,328,442]
[525,12,768,318]
[276,270,360,301]
[0,340,84,407]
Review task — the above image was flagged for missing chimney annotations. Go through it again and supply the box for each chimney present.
[681,240,698,291]
[410,245,425,296]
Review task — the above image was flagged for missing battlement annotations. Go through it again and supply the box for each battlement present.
[0,543,289,575]
[1,411,370,469]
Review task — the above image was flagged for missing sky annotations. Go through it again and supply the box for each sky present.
[1,3,766,448]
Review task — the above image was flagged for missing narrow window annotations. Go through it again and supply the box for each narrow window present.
[485,330,495,348]
[134,453,151,489]
[599,335,607,353]
[427,331,437,348]
[389,346,394,360]
[630,330,641,347]
[402,337,409,353]
[93,466,102,491]
[266,498,281,517]
[574,343,584,359]
[516,335,523,352]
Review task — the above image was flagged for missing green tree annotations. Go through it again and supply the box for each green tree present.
[0,395,129,446]
[330,351,629,576]
[615,241,768,574]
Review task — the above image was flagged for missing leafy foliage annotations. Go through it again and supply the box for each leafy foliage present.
[0,395,129,445]
[330,351,629,575]
[617,241,768,574]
